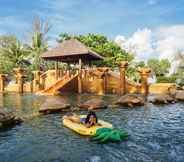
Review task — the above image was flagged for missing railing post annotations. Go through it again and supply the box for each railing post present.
[119,61,128,95]
[55,61,59,80]
[78,59,82,94]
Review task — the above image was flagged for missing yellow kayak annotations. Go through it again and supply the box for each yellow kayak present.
[63,115,113,136]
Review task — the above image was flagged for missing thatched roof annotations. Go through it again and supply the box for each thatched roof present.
[41,39,103,62]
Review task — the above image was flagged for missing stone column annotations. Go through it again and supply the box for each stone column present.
[138,68,151,100]
[0,74,7,92]
[33,70,41,92]
[14,68,24,93]
[119,61,128,95]
[98,67,109,95]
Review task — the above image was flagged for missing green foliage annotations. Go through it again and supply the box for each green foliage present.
[57,33,72,42]
[57,33,134,67]
[0,36,30,74]
[173,72,184,86]
[126,61,146,83]
[1,40,29,68]
[0,18,51,81]
[147,58,170,76]
[157,76,177,83]
[176,77,184,86]
[0,35,17,48]
[157,72,184,86]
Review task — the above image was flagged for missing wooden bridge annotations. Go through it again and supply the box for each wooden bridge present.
[37,70,79,95]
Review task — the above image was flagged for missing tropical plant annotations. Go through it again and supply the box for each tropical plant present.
[147,58,170,77]
[57,33,134,67]
[0,35,17,48]
[1,40,30,67]
[126,61,146,83]
[0,37,30,74]
[156,75,177,83]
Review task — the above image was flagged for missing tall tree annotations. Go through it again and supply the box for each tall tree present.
[57,33,134,67]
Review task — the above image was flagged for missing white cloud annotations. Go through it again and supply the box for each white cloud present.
[155,25,184,60]
[115,25,184,73]
[115,28,155,61]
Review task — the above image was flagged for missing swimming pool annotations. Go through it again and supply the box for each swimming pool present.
[0,93,183,162]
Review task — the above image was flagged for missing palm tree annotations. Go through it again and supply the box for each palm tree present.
[0,39,29,68]
[28,17,51,70]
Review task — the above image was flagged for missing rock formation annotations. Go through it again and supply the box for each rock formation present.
[78,98,107,110]
[115,94,145,107]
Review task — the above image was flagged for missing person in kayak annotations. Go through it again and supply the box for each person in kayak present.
[63,111,99,127]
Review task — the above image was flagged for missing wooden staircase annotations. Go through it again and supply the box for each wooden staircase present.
[37,71,79,96]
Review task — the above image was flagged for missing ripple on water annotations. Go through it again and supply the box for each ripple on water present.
[0,94,184,162]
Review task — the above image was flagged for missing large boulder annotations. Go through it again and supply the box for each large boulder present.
[39,97,71,114]
[149,94,175,105]
[115,94,145,107]
[175,91,184,101]
[78,99,107,110]
[0,108,22,129]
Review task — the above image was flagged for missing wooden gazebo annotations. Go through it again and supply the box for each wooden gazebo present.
[41,39,103,93]
[42,38,103,63]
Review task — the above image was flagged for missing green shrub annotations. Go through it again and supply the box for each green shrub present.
[176,78,184,86]
[157,76,177,83]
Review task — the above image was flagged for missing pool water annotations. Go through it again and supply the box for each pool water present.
[0,93,184,162]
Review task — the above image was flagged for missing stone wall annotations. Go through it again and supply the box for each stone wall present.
[149,83,177,94]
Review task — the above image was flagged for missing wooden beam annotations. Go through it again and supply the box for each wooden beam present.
[55,60,59,80]
[78,58,82,93]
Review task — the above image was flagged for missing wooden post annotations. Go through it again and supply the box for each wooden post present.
[55,61,59,80]
[0,74,7,92]
[119,61,128,95]
[78,58,82,94]
[138,68,151,101]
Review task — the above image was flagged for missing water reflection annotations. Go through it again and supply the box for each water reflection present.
[0,93,5,107]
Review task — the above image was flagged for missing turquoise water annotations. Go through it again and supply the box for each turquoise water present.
[0,93,184,162]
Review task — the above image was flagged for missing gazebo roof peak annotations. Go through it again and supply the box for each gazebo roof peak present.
[41,38,103,62]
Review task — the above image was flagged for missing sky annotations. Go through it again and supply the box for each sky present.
[0,0,184,68]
